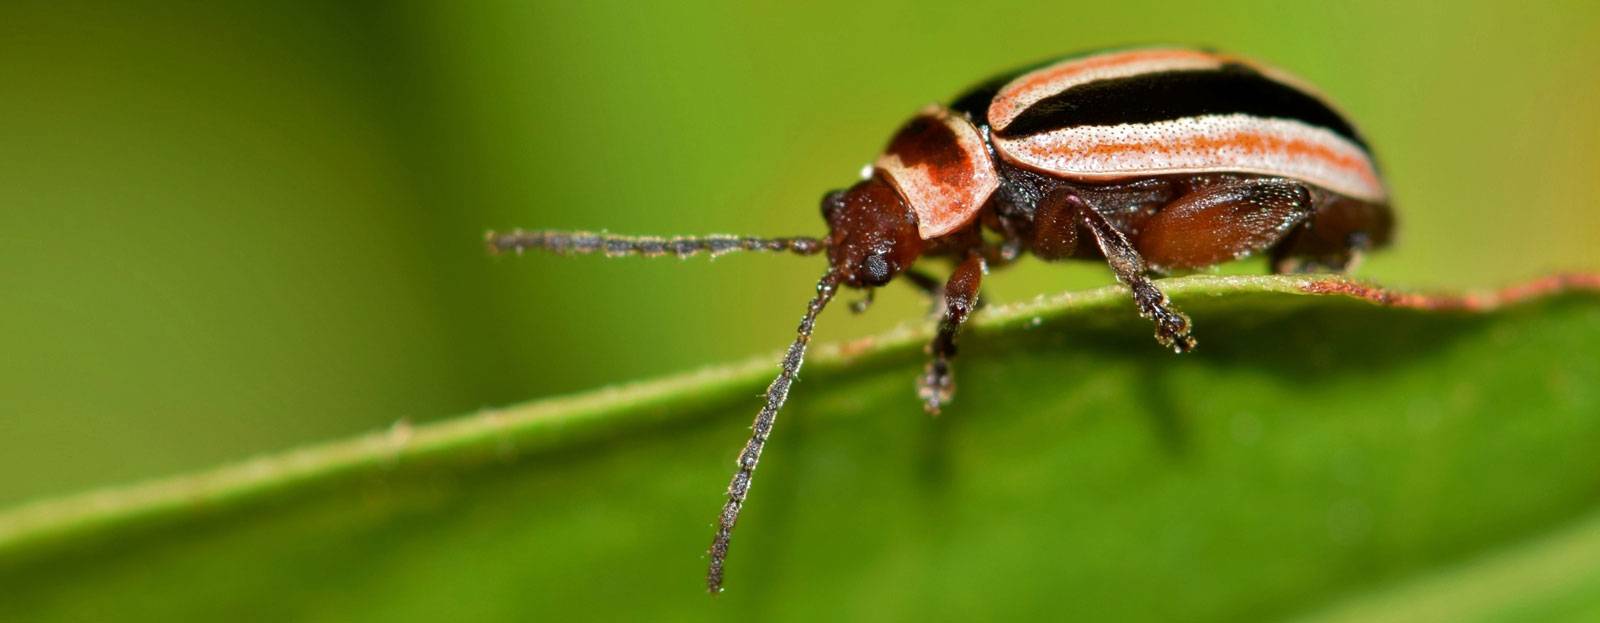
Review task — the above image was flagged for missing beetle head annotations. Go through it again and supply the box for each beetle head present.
[820,174,925,288]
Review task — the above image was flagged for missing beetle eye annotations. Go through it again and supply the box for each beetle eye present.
[820,190,847,221]
[862,254,891,284]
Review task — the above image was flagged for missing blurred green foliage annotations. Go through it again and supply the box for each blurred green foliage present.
[0,0,1597,567]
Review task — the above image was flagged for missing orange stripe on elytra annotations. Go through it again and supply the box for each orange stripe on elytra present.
[1084,132,1373,179]
[1006,127,1383,198]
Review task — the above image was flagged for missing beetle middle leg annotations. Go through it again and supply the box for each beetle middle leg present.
[1059,195,1198,353]
[1080,206,1197,353]
[1082,177,1318,351]
[918,251,984,414]
[1024,190,1195,352]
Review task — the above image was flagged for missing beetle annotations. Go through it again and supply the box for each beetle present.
[486,46,1393,593]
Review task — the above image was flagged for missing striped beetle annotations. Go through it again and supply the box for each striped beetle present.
[487,46,1394,592]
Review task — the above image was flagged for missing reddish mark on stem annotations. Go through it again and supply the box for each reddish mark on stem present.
[1300,273,1600,312]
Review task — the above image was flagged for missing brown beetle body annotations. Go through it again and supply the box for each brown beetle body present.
[487,46,1393,593]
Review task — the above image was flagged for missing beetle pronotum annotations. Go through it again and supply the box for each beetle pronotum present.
[487,46,1393,592]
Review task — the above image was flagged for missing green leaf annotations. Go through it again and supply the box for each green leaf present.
[1294,507,1600,623]
[1,275,1598,622]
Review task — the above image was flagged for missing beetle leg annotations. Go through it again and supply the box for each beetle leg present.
[854,267,985,319]
[1134,178,1314,273]
[1073,196,1198,353]
[902,268,943,298]
[901,266,992,315]
[1271,232,1367,274]
[848,288,876,314]
[1269,195,1392,275]
[918,251,985,414]
[979,240,1025,268]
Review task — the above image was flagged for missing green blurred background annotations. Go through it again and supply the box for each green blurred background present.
[0,0,1596,512]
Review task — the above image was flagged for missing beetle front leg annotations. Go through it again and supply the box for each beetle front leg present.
[901,268,943,298]
[1073,196,1198,353]
[918,252,984,414]
[851,269,957,315]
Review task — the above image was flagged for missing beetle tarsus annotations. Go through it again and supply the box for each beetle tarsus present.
[918,358,954,415]
[1134,283,1197,353]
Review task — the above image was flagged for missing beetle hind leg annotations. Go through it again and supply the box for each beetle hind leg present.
[1134,177,1315,273]
[1268,195,1394,275]
[1270,227,1367,274]
[918,252,984,414]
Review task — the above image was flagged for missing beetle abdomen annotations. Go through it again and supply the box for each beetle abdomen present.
[981,48,1388,203]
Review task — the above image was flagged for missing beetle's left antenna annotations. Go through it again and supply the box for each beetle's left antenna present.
[486,229,826,258]
[706,270,839,594]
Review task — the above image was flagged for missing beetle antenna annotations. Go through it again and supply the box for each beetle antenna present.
[706,270,840,594]
[486,229,826,258]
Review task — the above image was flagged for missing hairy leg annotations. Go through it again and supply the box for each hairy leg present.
[918,252,985,414]
[1073,196,1198,353]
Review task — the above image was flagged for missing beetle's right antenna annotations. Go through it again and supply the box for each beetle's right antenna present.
[706,270,839,594]
[486,229,826,259]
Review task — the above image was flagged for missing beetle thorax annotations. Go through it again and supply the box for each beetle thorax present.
[874,105,1000,240]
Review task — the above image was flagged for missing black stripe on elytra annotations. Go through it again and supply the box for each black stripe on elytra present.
[997,63,1368,150]
[949,47,1222,128]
